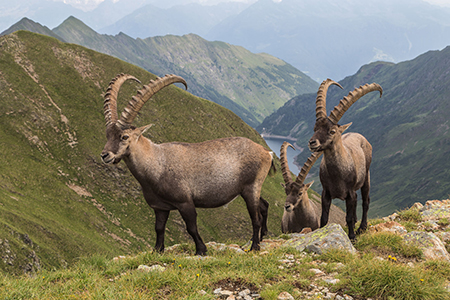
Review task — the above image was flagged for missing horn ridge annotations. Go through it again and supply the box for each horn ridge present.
[328,82,383,124]
[294,151,323,185]
[118,74,188,127]
[315,79,343,121]
[280,142,295,185]
[103,74,141,127]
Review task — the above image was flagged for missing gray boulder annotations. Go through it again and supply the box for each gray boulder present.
[282,223,357,255]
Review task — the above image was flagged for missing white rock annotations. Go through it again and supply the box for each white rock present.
[277,291,295,300]
[137,264,165,272]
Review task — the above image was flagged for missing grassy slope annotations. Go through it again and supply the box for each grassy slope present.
[2,204,450,300]
[257,48,450,217]
[0,31,288,274]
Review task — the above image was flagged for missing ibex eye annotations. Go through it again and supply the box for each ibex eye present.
[330,129,336,135]
[121,135,129,141]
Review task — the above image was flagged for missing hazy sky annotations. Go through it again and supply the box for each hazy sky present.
[54,0,257,11]
[54,0,450,11]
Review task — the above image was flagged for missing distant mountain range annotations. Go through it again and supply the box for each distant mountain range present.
[258,46,450,217]
[2,0,450,81]
[2,16,318,126]
[205,0,450,81]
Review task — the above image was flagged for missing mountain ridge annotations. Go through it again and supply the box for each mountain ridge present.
[1,16,318,127]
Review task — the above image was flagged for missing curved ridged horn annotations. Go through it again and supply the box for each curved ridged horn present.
[117,74,188,128]
[329,83,383,124]
[315,79,343,121]
[104,74,141,127]
[280,142,296,185]
[294,151,323,185]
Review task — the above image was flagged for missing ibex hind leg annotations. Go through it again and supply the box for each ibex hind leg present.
[242,190,263,251]
[356,176,370,235]
[259,197,269,240]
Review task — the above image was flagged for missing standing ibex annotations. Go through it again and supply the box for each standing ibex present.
[101,74,275,255]
[280,142,345,233]
[308,79,382,240]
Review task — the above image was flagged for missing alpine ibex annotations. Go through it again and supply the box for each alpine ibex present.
[280,142,346,233]
[308,79,382,240]
[280,142,321,233]
[101,74,275,255]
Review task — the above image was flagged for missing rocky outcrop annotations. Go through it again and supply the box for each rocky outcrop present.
[282,223,357,255]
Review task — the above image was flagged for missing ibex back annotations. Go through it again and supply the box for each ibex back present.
[101,74,274,255]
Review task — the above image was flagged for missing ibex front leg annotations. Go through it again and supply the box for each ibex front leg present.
[345,191,358,241]
[320,190,332,228]
[178,203,207,256]
[357,175,371,235]
[154,209,170,253]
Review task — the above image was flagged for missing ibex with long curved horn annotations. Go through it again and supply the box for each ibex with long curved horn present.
[308,79,382,240]
[280,142,321,233]
[101,74,275,255]
[280,142,345,233]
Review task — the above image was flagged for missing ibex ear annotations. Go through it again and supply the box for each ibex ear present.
[305,181,314,190]
[137,124,153,137]
[340,122,352,133]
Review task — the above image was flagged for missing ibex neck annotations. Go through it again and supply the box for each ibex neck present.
[124,137,160,183]
[323,138,349,168]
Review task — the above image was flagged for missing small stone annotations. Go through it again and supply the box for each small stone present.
[220,290,234,296]
[277,291,295,300]
[238,289,251,297]
[310,268,325,276]
[137,264,165,272]
[113,255,126,261]
[322,277,340,285]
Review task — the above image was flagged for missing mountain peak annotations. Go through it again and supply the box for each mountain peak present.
[1,17,64,42]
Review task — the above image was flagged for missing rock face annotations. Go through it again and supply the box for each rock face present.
[277,199,450,260]
[369,221,407,235]
[282,223,357,255]
[403,231,450,262]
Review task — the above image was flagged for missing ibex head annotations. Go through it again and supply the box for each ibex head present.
[280,142,322,212]
[308,79,382,152]
[101,74,187,164]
